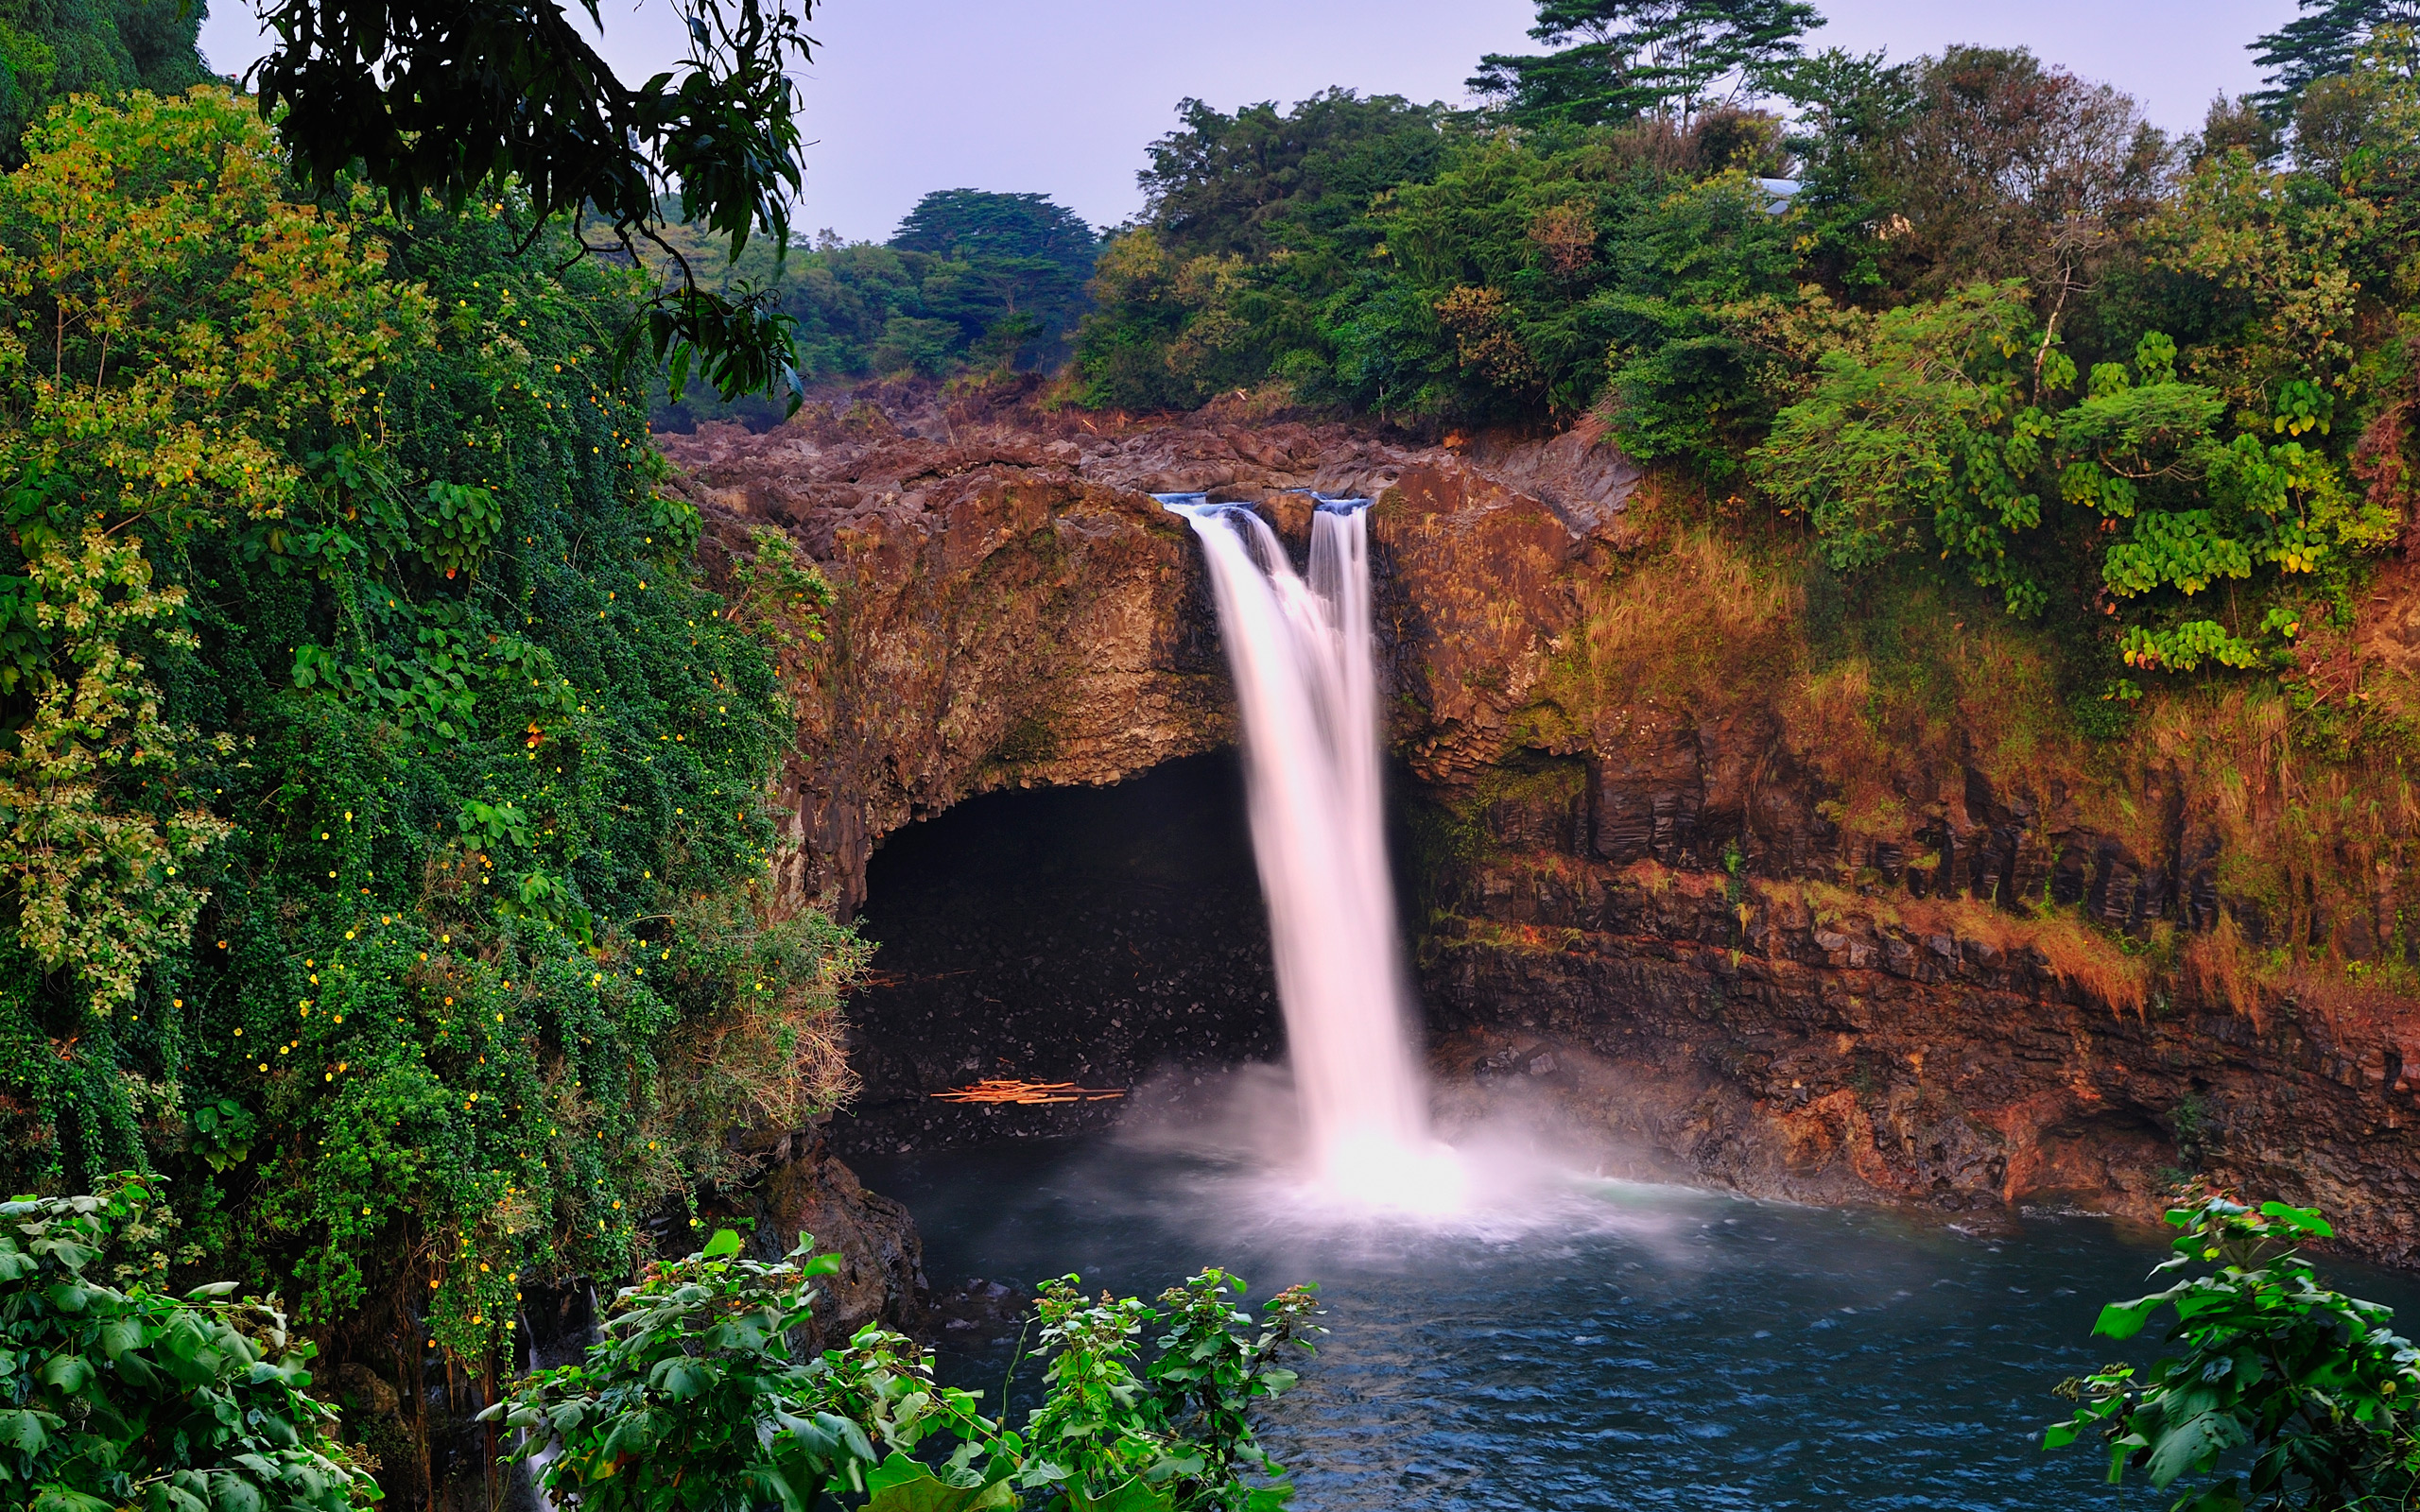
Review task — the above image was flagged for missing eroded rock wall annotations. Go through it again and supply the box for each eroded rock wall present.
[1419,853,2420,1264]
[663,416,1233,916]
[661,386,2420,1267]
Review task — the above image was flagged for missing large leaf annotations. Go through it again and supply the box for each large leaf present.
[0,1406,56,1453]
[1070,1478,1177,1512]
[864,1453,1019,1512]
[649,1356,720,1401]
[2146,1409,2248,1488]
[95,1315,146,1361]
[214,1473,265,1512]
[2093,1297,2162,1340]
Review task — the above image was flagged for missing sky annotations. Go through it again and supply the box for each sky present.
[197,0,2307,244]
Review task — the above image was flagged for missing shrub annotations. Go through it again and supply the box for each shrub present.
[0,1175,377,1511]
[2048,1194,2420,1510]
[490,1236,1320,1512]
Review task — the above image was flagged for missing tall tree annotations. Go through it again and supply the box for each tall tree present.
[0,0,208,163]
[249,0,820,410]
[1137,89,1448,258]
[2249,0,2420,114]
[891,188,1097,274]
[1818,47,2171,309]
[890,189,1098,369]
[1469,0,1822,129]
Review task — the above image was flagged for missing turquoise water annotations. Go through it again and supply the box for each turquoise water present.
[858,1133,2420,1511]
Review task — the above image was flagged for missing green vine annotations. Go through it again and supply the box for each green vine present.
[0,89,865,1366]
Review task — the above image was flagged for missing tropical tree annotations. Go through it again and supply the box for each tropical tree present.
[2250,0,2420,114]
[0,0,207,163]
[247,0,820,408]
[1469,0,1824,129]
[2049,1194,2420,1511]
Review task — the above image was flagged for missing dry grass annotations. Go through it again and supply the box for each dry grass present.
[1761,878,2151,1016]
[1543,492,2420,1012]
[2182,910,2262,1023]
[1575,524,1800,712]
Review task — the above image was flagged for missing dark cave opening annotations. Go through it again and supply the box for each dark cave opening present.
[830,751,1285,1156]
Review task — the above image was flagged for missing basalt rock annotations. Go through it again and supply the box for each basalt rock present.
[664,422,1236,916]
[660,385,2420,1269]
[660,394,1640,912]
[1421,861,2420,1265]
[750,1125,930,1349]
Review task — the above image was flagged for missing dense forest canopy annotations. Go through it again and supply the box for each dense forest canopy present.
[1068,0,2420,737]
[0,81,868,1381]
[652,186,1101,428]
[0,0,203,160]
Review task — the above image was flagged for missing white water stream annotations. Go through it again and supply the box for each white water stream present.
[1161,495,1464,1211]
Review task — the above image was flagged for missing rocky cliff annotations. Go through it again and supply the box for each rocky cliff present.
[660,381,2420,1268]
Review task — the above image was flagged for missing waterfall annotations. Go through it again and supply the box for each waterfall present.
[1161,495,1463,1211]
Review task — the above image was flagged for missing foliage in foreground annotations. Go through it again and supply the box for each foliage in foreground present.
[0,1181,1322,1512]
[0,87,865,1361]
[491,1231,1321,1512]
[0,1177,377,1512]
[2050,1194,2420,1510]
[251,0,820,412]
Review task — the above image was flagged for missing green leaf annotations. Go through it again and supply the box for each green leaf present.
[2178,1479,2247,1511]
[0,1406,54,1453]
[1073,1478,1177,1512]
[648,1357,717,1401]
[2146,1410,2246,1487]
[2256,1202,2334,1238]
[865,1454,1019,1512]
[96,1315,145,1361]
[700,1228,744,1260]
[2094,1298,2161,1340]
[37,1351,93,1392]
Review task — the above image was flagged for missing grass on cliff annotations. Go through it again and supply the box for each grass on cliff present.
[1469,476,2416,1011]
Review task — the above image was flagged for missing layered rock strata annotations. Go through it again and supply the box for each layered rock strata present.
[661,387,2420,1267]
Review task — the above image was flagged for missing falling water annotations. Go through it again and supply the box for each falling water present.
[1160,494,1463,1211]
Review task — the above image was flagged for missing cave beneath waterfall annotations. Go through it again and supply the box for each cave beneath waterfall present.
[830,752,1285,1156]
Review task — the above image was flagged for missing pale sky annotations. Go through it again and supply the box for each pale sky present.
[199,0,2303,244]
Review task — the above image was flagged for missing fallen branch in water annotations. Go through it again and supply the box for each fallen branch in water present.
[930,1078,1126,1106]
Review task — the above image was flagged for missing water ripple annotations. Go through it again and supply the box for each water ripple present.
[859,1137,2419,1512]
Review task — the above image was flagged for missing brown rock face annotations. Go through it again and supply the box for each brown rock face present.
[1420,858,2420,1265]
[752,1126,929,1348]
[663,387,2420,1269]
[664,419,1236,915]
[660,392,1635,912]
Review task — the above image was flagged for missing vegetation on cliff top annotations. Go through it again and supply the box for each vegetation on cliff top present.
[1067,0,2420,995]
[1071,12,2418,718]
